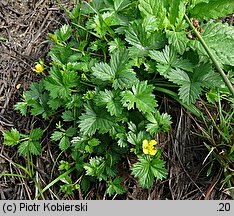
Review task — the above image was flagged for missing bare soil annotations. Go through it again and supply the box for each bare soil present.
[0,1,232,200]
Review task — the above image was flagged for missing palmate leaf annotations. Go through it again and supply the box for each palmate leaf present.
[149,45,193,76]
[131,155,167,189]
[107,177,125,196]
[166,30,189,55]
[121,81,157,113]
[168,63,222,104]
[30,128,43,141]
[18,140,42,156]
[168,68,202,104]
[138,0,168,30]
[78,103,117,136]
[44,65,79,99]
[95,89,123,116]
[145,111,172,134]
[190,21,234,66]
[3,129,21,146]
[125,20,165,53]
[190,0,234,20]
[92,50,138,89]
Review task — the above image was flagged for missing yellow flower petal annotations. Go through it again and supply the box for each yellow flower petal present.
[149,140,157,146]
[142,139,157,155]
[142,140,149,149]
[143,148,149,155]
[148,148,157,156]
[33,64,44,73]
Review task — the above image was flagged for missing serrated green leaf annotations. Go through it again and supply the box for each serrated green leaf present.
[166,31,189,55]
[84,156,106,181]
[127,130,145,146]
[149,45,193,76]
[51,131,64,141]
[121,81,157,113]
[131,155,167,188]
[62,110,74,121]
[81,176,91,193]
[44,65,79,99]
[138,0,168,30]
[3,129,21,146]
[190,0,234,20]
[190,21,234,66]
[59,24,72,41]
[92,62,115,83]
[95,89,123,116]
[168,68,202,104]
[149,45,177,65]
[59,136,70,151]
[78,103,116,136]
[92,50,138,89]
[150,158,168,180]
[30,128,43,141]
[125,21,148,51]
[18,140,41,156]
[107,177,125,196]
[14,101,28,116]
[168,0,186,29]
[65,127,76,137]
[24,81,44,101]
[88,138,101,147]
[145,111,172,134]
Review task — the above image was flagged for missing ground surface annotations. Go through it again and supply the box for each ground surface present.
[0,1,232,200]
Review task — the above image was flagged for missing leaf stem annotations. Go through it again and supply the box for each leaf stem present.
[184,14,234,97]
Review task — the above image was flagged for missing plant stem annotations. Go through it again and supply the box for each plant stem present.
[184,14,234,97]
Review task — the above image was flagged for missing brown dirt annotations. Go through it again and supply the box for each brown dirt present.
[0,1,232,200]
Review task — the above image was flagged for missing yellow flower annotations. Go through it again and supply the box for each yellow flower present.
[33,63,44,73]
[142,139,157,156]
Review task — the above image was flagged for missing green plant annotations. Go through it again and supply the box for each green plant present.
[3,0,234,198]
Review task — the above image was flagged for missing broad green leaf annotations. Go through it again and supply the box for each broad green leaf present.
[121,81,157,113]
[44,66,79,99]
[138,0,168,30]
[59,24,72,41]
[84,156,106,181]
[190,21,234,66]
[3,129,21,146]
[24,81,44,101]
[62,110,74,122]
[168,0,186,29]
[145,111,172,134]
[65,127,76,137]
[78,103,116,136]
[113,0,134,12]
[166,31,189,55]
[190,0,234,20]
[149,45,177,65]
[131,155,167,188]
[107,177,125,196]
[91,62,114,82]
[149,45,193,76]
[150,158,168,180]
[92,50,138,89]
[127,130,145,146]
[59,136,70,151]
[125,21,148,51]
[168,68,202,104]
[30,128,43,141]
[95,89,123,116]
[51,131,64,141]
[88,138,101,147]
[18,140,41,156]
[14,101,28,116]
